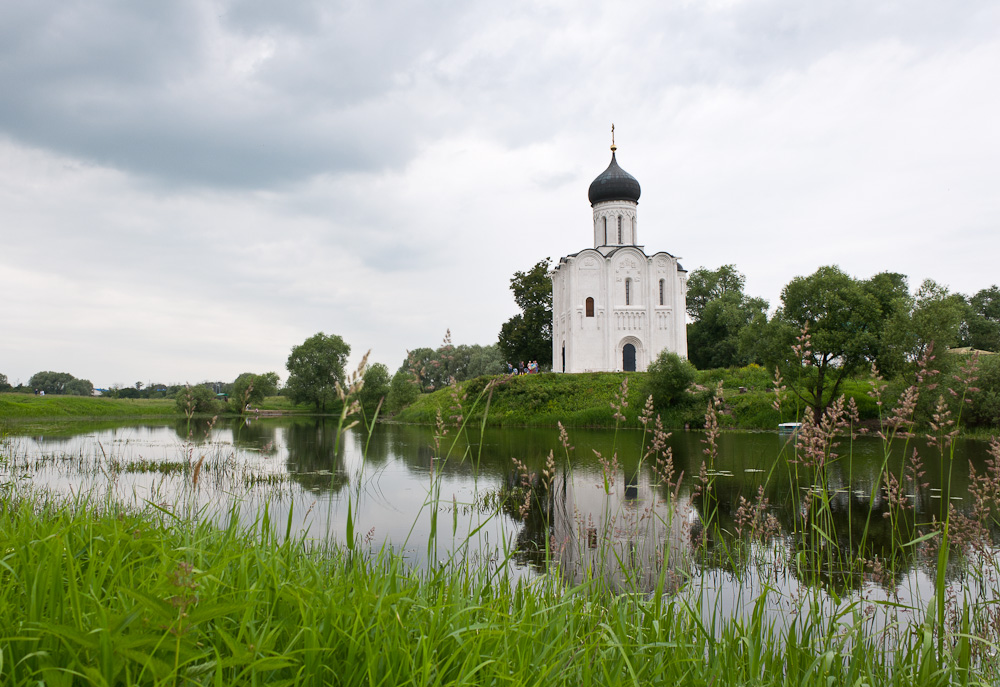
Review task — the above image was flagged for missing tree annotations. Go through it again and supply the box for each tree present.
[285,332,351,412]
[686,264,748,321]
[966,285,1000,352]
[0,373,10,392]
[498,259,553,368]
[175,384,218,416]
[386,368,420,413]
[685,265,769,370]
[358,363,391,418]
[771,266,884,422]
[28,371,93,396]
[232,372,280,413]
[646,350,697,409]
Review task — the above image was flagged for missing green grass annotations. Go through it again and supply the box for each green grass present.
[391,369,882,430]
[2,364,996,685]
[0,493,980,687]
[0,393,176,420]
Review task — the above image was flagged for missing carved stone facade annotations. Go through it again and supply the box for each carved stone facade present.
[550,148,688,372]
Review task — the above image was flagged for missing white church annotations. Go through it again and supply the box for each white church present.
[550,139,688,373]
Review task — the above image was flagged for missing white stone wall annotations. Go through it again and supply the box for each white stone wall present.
[552,188,687,372]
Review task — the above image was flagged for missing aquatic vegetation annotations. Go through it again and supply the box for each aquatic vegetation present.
[2,352,1000,685]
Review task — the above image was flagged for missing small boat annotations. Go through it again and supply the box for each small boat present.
[777,422,802,434]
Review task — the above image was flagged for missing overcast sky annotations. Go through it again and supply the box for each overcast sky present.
[2,0,999,388]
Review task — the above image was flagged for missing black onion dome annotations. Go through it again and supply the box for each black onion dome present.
[588,152,641,205]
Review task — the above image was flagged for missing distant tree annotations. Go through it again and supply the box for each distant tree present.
[386,368,420,414]
[966,285,1000,352]
[498,259,553,368]
[402,334,505,390]
[686,264,748,321]
[175,384,218,417]
[646,350,697,409]
[767,266,884,422]
[0,373,10,392]
[358,363,391,418]
[285,332,351,412]
[862,272,913,378]
[685,265,769,369]
[28,371,93,396]
[232,372,280,413]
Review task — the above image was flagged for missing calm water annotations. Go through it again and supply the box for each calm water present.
[3,417,998,631]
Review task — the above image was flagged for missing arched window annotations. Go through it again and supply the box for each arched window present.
[625,278,631,305]
[603,217,607,244]
[659,279,665,306]
[585,297,594,317]
[617,216,622,243]
[631,216,635,241]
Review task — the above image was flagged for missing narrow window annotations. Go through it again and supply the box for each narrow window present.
[631,216,635,241]
[617,216,622,243]
[586,297,594,317]
[603,217,607,244]
[659,279,665,306]
[625,279,631,305]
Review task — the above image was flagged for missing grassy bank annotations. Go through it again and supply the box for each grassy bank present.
[0,393,176,420]
[0,493,976,687]
[0,393,309,422]
[392,369,881,430]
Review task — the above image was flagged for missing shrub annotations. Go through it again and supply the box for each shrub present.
[175,384,218,416]
[646,351,697,410]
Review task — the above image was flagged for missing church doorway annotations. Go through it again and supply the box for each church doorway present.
[622,344,636,372]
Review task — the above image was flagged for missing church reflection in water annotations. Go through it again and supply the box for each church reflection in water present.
[517,466,698,594]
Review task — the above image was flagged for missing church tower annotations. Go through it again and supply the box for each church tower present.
[550,133,688,373]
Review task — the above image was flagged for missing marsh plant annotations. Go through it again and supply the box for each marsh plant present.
[5,344,1000,685]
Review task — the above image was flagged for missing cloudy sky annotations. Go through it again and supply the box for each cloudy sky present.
[2,0,999,388]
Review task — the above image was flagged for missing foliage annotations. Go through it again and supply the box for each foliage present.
[743,266,890,422]
[965,285,1000,352]
[498,259,553,368]
[684,265,770,370]
[402,332,504,391]
[0,372,10,392]
[358,363,391,418]
[645,350,697,410]
[231,372,280,413]
[386,369,421,414]
[285,332,350,413]
[28,370,94,396]
[686,264,749,321]
[174,384,218,416]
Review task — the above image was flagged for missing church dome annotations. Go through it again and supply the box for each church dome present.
[588,152,641,205]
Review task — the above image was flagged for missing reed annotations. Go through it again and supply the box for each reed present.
[2,352,1000,685]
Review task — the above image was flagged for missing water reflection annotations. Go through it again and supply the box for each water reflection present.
[3,419,997,607]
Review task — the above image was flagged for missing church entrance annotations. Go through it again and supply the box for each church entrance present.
[622,344,636,372]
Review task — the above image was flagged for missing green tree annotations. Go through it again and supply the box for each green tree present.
[285,332,351,412]
[862,272,913,378]
[386,368,420,414]
[358,362,391,419]
[232,372,280,413]
[0,373,10,392]
[772,266,884,422]
[175,384,218,416]
[686,264,748,321]
[966,285,1000,352]
[646,350,697,409]
[28,371,93,396]
[498,259,553,368]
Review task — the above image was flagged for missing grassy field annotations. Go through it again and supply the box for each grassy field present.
[0,393,308,422]
[0,393,176,419]
[392,368,882,430]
